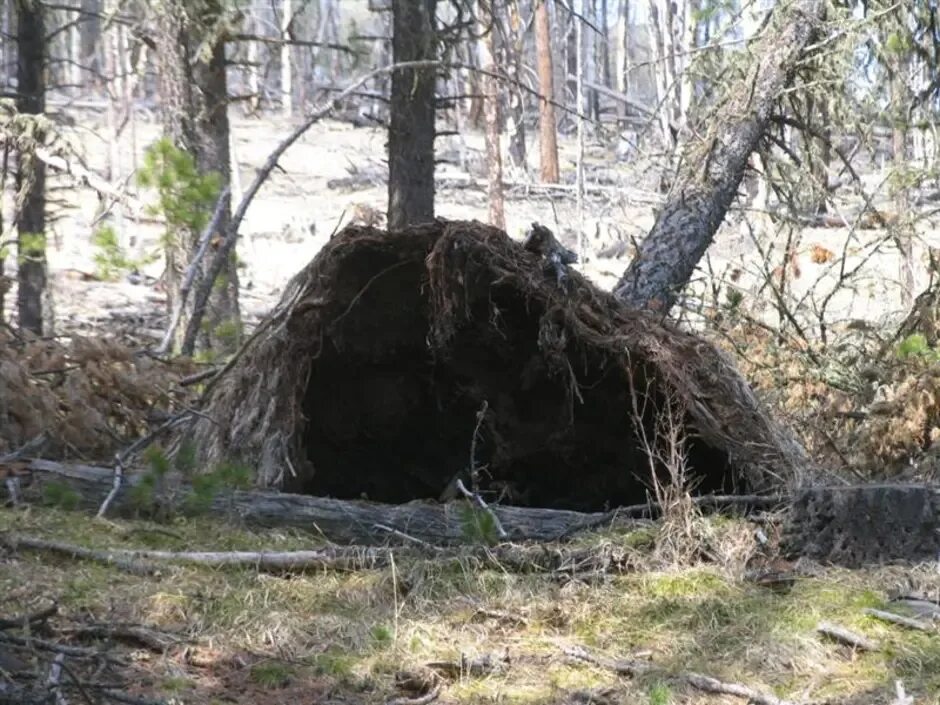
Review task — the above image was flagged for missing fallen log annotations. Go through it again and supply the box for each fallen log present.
[18,459,782,545]
[20,458,629,544]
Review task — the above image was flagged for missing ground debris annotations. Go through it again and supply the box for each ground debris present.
[0,603,169,705]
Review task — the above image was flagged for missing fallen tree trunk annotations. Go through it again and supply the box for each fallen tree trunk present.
[18,459,783,545]
[20,459,629,544]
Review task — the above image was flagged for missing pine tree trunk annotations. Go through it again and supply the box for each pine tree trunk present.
[154,0,241,355]
[15,0,47,336]
[479,1,505,230]
[534,0,559,183]
[387,0,437,229]
[613,0,826,312]
[503,1,527,173]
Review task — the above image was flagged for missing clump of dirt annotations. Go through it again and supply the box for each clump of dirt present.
[187,220,808,511]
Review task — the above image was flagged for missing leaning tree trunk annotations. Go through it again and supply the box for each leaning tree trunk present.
[387,0,437,229]
[613,0,826,312]
[15,0,46,336]
[154,0,241,355]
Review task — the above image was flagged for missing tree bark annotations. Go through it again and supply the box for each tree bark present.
[613,0,826,312]
[15,0,47,336]
[387,0,437,229]
[479,1,505,230]
[503,1,527,172]
[534,0,559,183]
[154,0,241,355]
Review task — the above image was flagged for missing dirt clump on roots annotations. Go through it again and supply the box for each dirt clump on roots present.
[185,219,809,512]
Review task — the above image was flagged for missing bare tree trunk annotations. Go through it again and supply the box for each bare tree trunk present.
[387,0,437,229]
[615,0,630,121]
[894,89,914,308]
[575,0,586,259]
[613,0,826,312]
[245,8,260,114]
[281,0,293,116]
[479,1,505,230]
[15,0,47,335]
[503,1,527,173]
[534,0,559,183]
[646,0,672,148]
[155,0,241,355]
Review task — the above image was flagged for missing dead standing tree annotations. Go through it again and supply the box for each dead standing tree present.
[613,0,827,312]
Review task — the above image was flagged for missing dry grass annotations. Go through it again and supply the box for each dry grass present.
[2,505,940,704]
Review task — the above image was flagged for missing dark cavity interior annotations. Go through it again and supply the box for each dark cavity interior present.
[290,248,742,512]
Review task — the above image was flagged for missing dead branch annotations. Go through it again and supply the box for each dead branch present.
[425,651,510,679]
[3,533,388,572]
[0,604,57,631]
[385,684,442,705]
[684,672,797,705]
[2,535,162,576]
[816,621,878,651]
[54,624,183,652]
[562,645,651,676]
[564,645,797,705]
[862,608,933,632]
[231,33,359,55]
[34,146,145,212]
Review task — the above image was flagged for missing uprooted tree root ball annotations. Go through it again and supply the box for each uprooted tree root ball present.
[184,220,809,511]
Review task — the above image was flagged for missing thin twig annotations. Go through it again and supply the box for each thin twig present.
[469,401,488,494]
[373,524,443,551]
[455,479,508,539]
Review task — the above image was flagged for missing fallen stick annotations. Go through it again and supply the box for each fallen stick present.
[425,651,510,679]
[3,534,388,572]
[562,644,650,676]
[55,623,184,652]
[862,608,932,632]
[2,535,161,576]
[4,531,642,577]
[386,684,441,705]
[685,672,797,705]
[816,621,878,651]
[563,645,797,705]
[0,604,58,631]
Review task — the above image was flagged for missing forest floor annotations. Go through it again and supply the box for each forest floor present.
[2,505,939,705]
